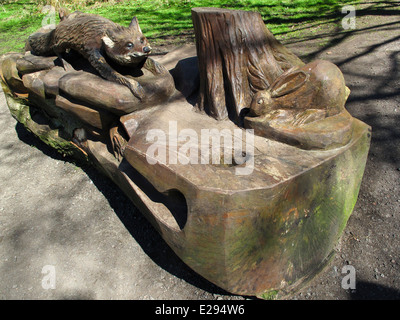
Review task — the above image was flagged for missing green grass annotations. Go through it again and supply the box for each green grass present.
[0,0,361,55]
[0,1,46,54]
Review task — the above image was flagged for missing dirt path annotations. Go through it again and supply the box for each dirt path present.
[0,2,399,300]
[282,2,400,300]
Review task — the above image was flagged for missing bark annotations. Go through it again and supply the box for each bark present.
[191,7,303,123]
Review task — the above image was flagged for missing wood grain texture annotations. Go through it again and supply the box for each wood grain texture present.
[191,7,303,123]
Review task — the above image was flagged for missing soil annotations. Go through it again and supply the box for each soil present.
[0,1,399,300]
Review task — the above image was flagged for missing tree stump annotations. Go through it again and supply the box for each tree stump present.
[191,7,303,124]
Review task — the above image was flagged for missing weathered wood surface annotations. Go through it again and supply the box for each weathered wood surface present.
[0,7,371,299]
[42,66,68,96]
[1,53,29,94]
[122,96,371,298]
[244,59,354,150]
[192,7,303,123]
[55,95,117,130]
[16,53,57,75]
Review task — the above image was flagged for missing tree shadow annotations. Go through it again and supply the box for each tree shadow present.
[280,10,400,169]
[14,121,233,297]
[7,0,400,300]
[271,0,400,36]
[285,2,400,301]
[338,46,400,168]
[349,281,400,299]
[341,49,400,169]
[292,21,400,63]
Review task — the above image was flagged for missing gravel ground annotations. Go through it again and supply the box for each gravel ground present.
[0,2,399,300]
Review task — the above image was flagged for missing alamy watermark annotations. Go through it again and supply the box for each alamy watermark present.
[41,265,56,290]
[341,5,356,30]
[41,5,357,31]
[145,121,255,175]
[341,265,356,290]
[41,5,56,28]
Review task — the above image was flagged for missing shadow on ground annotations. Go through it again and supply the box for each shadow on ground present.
[348,281,400,299]
[14,121,233,297]
[7,0,400,300]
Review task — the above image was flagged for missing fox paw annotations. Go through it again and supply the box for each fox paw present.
[125,77,145,101]
[109,125,127,161]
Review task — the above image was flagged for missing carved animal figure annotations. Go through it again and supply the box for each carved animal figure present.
[248,60,350,120]
[244,59,354,149]
[28,11,152,100]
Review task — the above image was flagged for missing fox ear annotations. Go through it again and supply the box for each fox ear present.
[102,35,115,48]
[129,17,142,33]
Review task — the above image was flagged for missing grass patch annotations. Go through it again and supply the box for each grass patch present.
[0,1,55,54]
[0,0,362,54]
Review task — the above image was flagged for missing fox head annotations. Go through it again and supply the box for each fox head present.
[102,17,151,66]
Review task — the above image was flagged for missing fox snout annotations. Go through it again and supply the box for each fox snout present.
[143,46,151,53]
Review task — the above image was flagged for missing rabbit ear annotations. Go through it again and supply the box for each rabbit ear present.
[270,69,309,98]
[129,17,142,33]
